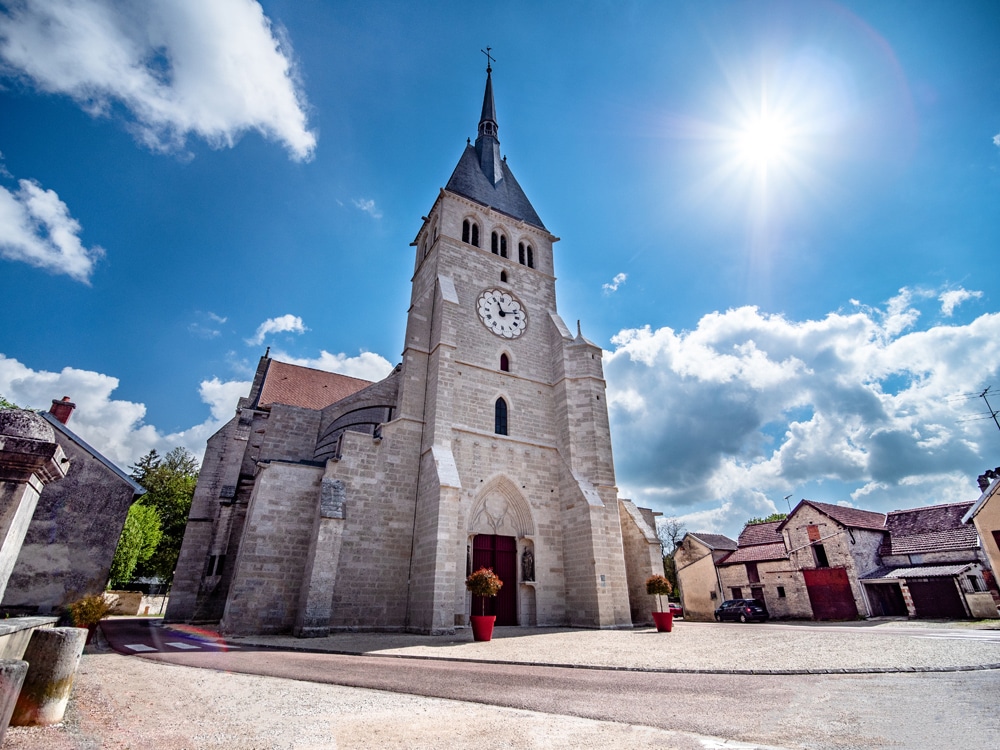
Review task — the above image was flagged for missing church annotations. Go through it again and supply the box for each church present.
[166,63,662,636]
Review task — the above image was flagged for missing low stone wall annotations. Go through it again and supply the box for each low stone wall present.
[966,591,999,619]
[105,591,169,617]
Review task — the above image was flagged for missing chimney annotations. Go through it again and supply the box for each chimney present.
[49,396,76,425]
[978,467,1000,493]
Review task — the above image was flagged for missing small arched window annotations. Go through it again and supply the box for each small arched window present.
[462,219,470,244]
[471,223,479,247]
[500,270,507,283]
[518,242,526,265]
[494,398,508,435]
[527,245,534,269]
[491,231,499,255]
[500,353,510,372]
[500,235,508,258]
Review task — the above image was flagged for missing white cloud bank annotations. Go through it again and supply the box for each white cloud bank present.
[0,0,315,160]
[606,286,1000,538]
[247,314,307,345]
[603,272,627,294]
[0,347,394,469]
[0,178,104,282]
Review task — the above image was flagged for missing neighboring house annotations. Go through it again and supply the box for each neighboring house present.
[674,532,736,621]
[863,501,995,619]
[2,398,145,614]
[964,469,1000,607]
[703,497,998,621]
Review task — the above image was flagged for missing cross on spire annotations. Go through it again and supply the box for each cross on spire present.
[481,46,494,73]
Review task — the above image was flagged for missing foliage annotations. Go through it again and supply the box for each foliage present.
[67,593,116,628]
[108,503,163,588]
[656,516,685,595]
[466,567,503,616]
[746,513,788,525]
[0,394,20,410]
[127,447,199,584]
[646,574,673,613]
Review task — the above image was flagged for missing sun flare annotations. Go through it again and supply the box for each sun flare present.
[737,116,790,167]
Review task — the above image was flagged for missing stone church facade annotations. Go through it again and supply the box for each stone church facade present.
[166,66,661,636]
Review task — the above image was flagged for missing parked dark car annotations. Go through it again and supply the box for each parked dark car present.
[668,602,683,618]
[714,598,769,623]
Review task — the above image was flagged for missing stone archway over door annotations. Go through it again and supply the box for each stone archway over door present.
[472,534,517,625]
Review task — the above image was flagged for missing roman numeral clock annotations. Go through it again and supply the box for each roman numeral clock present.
[477,288,527,339]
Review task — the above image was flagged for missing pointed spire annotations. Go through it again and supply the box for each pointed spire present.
[475,48,503,186]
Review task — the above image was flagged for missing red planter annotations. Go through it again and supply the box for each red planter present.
[652,611,673,632]
[470,615,496,642]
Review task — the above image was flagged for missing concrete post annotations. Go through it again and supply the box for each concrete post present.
[0,660,28,744]
[0,411,69,603]
[10,626,87,726]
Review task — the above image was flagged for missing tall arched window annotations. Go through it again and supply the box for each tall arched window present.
[500,235,508,258]
[462,219,470,244]
[518,242,526,265]
[491,231,499,255]
[472,223,479,247]
[527,245,534,269]
[500,353,510,372]
[494,398,508,435]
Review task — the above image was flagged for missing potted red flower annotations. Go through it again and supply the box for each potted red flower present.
[466,567,503,641]
[646,574,674,632]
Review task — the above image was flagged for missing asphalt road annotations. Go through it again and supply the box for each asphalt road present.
[100,619,1000,750]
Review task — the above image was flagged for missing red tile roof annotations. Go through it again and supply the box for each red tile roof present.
[719,542,789,565]
[882,502,978,555]
[793,500,887,532]
[257,360,372,411]
[737,521,784,547]
[689,533,738,551]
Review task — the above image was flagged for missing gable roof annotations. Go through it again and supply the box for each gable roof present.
[40,411,145,496]
[719,542,788,565]
[257,360,372,411]
[737,520,784,547]
[784,500,887,532]
[688,532,738,551]
[964,476,1000,524]
[881,502,978,555]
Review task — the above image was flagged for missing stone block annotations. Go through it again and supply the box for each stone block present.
[10,626,86,726]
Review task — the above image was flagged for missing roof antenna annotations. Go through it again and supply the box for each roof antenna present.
[481,46,494,73]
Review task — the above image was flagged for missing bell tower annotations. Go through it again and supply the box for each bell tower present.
[397,59,644,633]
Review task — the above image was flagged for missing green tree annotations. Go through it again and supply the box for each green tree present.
[107,503,162,588]
[656,516,686,597]
[128,447,199,583]
[0,394,20,409]
[746,512,788,525]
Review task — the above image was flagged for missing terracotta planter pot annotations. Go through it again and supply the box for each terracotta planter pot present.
[470,615,496,642]
[652,611,673,632]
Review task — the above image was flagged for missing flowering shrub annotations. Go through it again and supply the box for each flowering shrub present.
[645,574,673,612]
[466,568,503,615]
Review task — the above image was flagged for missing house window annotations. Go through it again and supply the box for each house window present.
[813,543,829,568]
[731,587,743,599]
[710,590,717,600]
[500,353,510,372]
[968,575,982,592]
[746,562,760,584]
[777,586,786,598]
[494,398,508,435]
[750,586,764,603]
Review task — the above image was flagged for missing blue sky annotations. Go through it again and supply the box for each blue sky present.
[1,0,999,540]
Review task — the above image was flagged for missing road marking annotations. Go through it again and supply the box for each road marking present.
[198,641,239,648]
[124,644,157,652]
[912,632,1000,642]
[165,642,201,650]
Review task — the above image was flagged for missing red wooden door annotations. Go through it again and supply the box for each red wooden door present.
[471,534,517,625]
[803,567,858,620]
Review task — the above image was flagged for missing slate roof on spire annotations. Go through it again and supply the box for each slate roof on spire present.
[445,67,545,230]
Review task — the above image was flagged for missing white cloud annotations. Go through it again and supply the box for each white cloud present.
[269,349,394,382]
[938,288,982,317]
[993,133,1000,147]
[603,272,627,293]
[353,198,382,219]
[0,0,316,160]
[605,286,1000,538]
[0,178,104,282]
[0,353,249,468]
[247,314,307,345]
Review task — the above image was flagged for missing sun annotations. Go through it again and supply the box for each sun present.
[737,115,790,168]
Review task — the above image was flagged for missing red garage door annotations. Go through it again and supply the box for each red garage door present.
[906,578,967,619]
[803,568,859,620]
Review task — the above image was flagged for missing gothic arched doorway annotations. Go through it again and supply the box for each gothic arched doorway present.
[472,534,517,625]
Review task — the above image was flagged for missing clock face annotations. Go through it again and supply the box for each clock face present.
[477,289,527,339]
